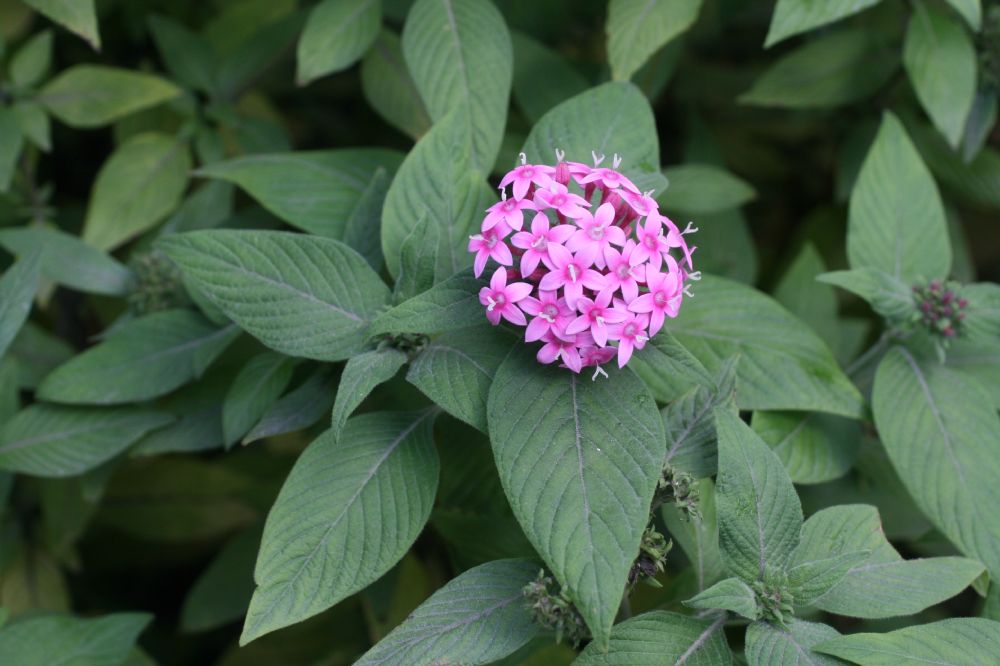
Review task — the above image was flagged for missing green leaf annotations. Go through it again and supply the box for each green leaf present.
[773,244,838,349]
[369,268,483,337]
[82,132,191,251]
[662,478,725,592]
[39,65,180,128]
[360,29,433,141]
[945,0,982,31]
[196,149,401,241]
[132,372,228,456]
[0,251,40,360]
[394,210,440,301]
[741,30,897,109]
[818,268,915,323]
[660,163,756,214]
[242,411,439,643]
[157,230,391,361]
[0,405,172,477]
[402,0,513,172]
[38,310,240,405]
[575,611,732,665]
[330,348,408,439]
[816,618,1000,665]
[629,329,715,403]
[0,612,151,666]
[223,352,296,447]
[903,3,977,148]
[10,29,53,87]
[243,367,338,444]
[487,348,665,647]
[960,88,997,164]
[752,411,861,485]
[746,620,842,666]
[21,0,99,49]
[181,524,262,632]
[669,275,863,417]
[715,408,803,583]
[764,0,882,47]
[11,100,51,151]
[661,355,738,478]
[6,321,72,390]
[848,112,950,281]
[684,577,759,620]
[873,347,1000,574]
[148,14,218,93]
[510,31,588,124]
[297,0,381,85]
[0,226,133,296]
[355,559,540,665]
[0,107,24,192]
[381,110,493,280]
[521,82,661,182]
[606,0,703,82]
[407,324,514,432]
[214,12,305,99]
[913,122,1000,211]
[796,504,986,618]
[786,550,869,606]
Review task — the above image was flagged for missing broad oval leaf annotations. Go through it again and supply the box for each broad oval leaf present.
[180,524,262,633]
[361,30,433,141]
[38,310,240,405]
[764,0,882,47]
[0,612,151,666]
[0,251,41,360]
[355,559,540,666]
[407,324,514,432]
[660,163,757,215]
[575,611,732,665]
[752,411,861,485]
[0,226,133,296]
[487,348,666,647]
[196,149,403,241]
[297,0,381,85]
[157,230,391,361]
[606,0,703,82]
[0,108,24,191]
[668,275,863,417]
[243,367,338,444]
[381,110,494,280]
[903,3,977,148]
[242,411,439,643]
[39,65,180,128]
[797,504,986,618]
[330,348,409,439]
[22,0,100,49]
[369,269,484,337]
[222,352,296,446]
[746,620,842,666]
[0,405,172,477]
[715,408,803,583]
[510,31,588,124]
[402,0,513,172]
[945,0,982,30]
[684,577,759,620]
[816,618,1000,665]
[848,112,950,282]
[873,347,1000,574]
[522,82,661,182]
[82,132,192,251]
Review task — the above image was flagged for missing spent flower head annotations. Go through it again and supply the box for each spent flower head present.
[470,151,696,376]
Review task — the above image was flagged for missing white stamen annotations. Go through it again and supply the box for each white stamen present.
[501,189,508,201]
[518,152,527,165]
[591,151,605,167]
[568,264,578,282]
[687,271,702,281]
[612,153,622,169]
[539,312,555,323]
[555,148,565,162]
[683,285,695,297]
[592,365,609,381]
[596,316,605,326]
[682,221,698,234]
[469,234,483,241]
[486,296,498,312]
[643,189,655,199]
[636,334,649,343]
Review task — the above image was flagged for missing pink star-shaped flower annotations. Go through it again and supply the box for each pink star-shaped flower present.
[479,267,532,326]
[601,241,645,302]
[483,196,535,232]
[565,289,629,346]
[578,167,640,193]
[536,332,583,374]
[468,220,512,277]
[533,183,590,220]
[510,212,575,278]
[628,267,682,336]
[499,163,555,200]
[631,213,681,271]
[538,244,607,307]
[520,290,574,342]
[608,312,650,367]
[566,202,626,269]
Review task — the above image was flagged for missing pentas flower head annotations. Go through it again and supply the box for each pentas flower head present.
[470,151,697,377]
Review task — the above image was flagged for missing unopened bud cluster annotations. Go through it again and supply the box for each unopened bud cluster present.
[911,279,968,341]
[627,526,672,588]
[653,464,700,520]
[523,570,590,648]
[753,568,794,626]
[128,250,188,314]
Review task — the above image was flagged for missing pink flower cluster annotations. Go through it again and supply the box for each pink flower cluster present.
[469,151,697,376]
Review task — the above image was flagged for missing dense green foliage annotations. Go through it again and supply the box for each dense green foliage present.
[0,0,999,664]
